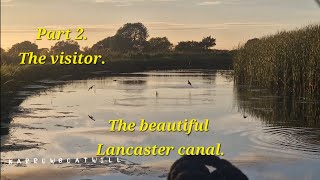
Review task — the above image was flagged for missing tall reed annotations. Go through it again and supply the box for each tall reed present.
[234,24,320,99]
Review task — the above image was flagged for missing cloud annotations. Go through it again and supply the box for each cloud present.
[197,1,222,6]
[197,0,241,6]
[1,0,14,6]
[92,0,176,2]
[1,21,289,34]
[1,0,177,7]
[86,0,177,6]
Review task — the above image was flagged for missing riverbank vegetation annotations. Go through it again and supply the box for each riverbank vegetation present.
[234,24,320,99]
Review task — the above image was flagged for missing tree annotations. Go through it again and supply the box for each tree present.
[175,41,202,52]
[175,36,216,52]
[38,48,49,56]
[51,40,80,54]
[115,22,149,52]
[200,36,216,50]
[92,23,149,53]
[8,41,38,56]
[145,37,173,53]
[0,48,5,55]
[91,36,118,53]
[82,46,90,53]
[0,48,6,64]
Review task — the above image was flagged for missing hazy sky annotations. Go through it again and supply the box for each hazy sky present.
[1,0,320,49]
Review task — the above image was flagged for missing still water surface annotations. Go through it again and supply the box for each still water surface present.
[1,70,319,180]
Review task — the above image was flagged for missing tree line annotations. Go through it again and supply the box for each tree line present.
[1,22,216,59]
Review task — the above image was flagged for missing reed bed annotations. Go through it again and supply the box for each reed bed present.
[234,24,320,99]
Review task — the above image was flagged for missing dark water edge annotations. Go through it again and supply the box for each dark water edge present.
[1,56,232,136]
[235,86,320,128]
[235,86,320,156]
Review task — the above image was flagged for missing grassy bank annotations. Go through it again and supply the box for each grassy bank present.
[1,52,232,119]
[234,24,320,99]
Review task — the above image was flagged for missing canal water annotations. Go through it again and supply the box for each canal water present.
[1,70,319,180]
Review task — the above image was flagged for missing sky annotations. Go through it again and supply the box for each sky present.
[1,0,320,50]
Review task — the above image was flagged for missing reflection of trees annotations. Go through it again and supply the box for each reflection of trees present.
[235,86,320,128]
[0,121,10,136]
[219,71,233,82]
[202,71,217,84]
[120,80,147,85]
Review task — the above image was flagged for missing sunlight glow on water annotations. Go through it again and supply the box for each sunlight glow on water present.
[1,70,319,180]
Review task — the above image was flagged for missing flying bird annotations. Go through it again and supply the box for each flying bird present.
[156,91,159,97]
[88,115,95,121]
[243,112,247,119]
[88,85,95,91]
[188,80,192,87]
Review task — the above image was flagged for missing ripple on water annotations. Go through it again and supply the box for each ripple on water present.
[249,126,320,157]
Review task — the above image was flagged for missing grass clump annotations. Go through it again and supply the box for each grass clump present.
[234,24,320,99]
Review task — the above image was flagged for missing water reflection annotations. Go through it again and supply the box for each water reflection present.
[120,80,147,85]
[1,70,320,180]
[235,86,320,155]
[235,86,320,127]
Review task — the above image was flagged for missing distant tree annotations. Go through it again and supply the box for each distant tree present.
[51,40,80,54]
[175,41,202,52]
[115,22,149,52]
[0,48,6,64]
[0,48,5,55]
[8,41,38,56]
[38,48,49,56]
[145,37,173,53]
[91,36,118,53]
[175,36,216,52]
[200,36,216,50]
[92,23,149,53]
[82,46,90,53]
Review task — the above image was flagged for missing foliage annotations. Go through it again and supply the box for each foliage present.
[200,36,216,50]
[234,24,320,99]
[1,48,5,55]
[91,23,214,54]
[38,48,50,56]
[175,36,216,52]
[51,40,80,54]
[115,22,149,52]
[91,22,149,53]
[145,37,173,53]
[7,41,38,57]
[91,36,119,53]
